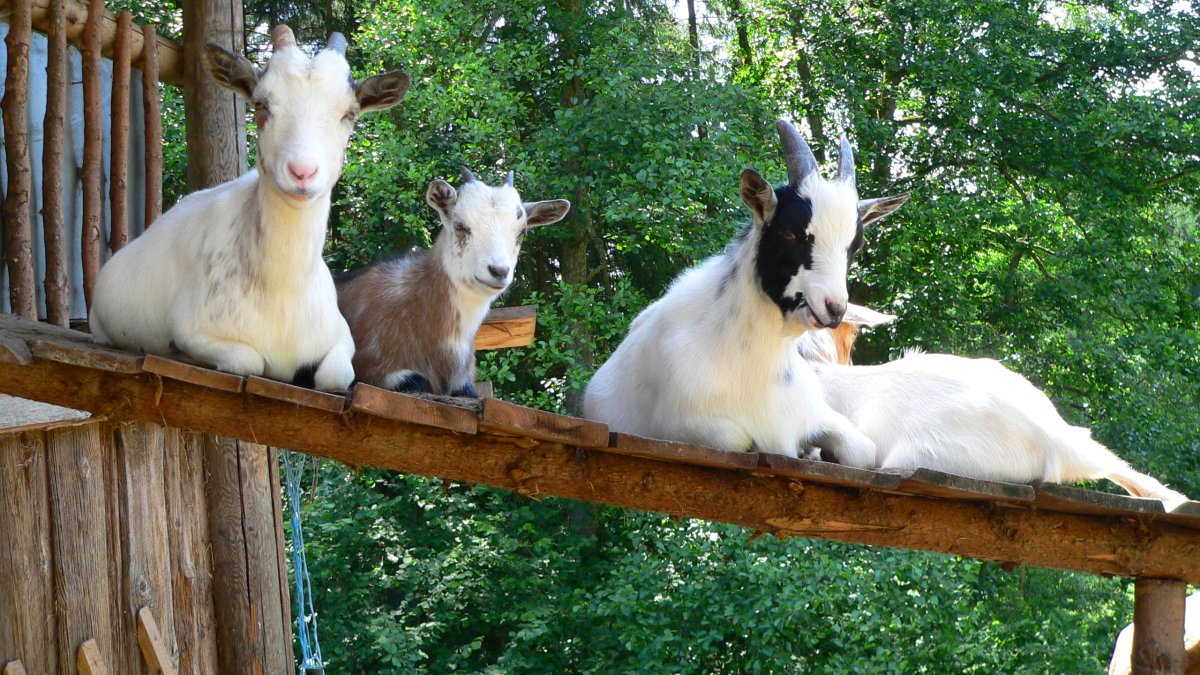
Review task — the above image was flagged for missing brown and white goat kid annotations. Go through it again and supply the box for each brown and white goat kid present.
[337,169,570,396]
[89,27,410,391]
[798,305,1190,509]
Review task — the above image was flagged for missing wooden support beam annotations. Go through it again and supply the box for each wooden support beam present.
[136,607,178,675]
[182,0,246,191]
[476,305,536,350]
[41,0,70,325]
[75,640,107,675]
[108,11,133,253]
[3,0,37,319]
[1133,578,1187,675]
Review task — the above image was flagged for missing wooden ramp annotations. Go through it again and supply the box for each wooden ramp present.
[2,312,1198,584]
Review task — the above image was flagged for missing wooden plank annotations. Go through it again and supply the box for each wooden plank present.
[2,661,28,675]
[81,0,105,313]
[30,338,144,374]
[4,357,1200,583]
[1033,482,1166,518]
[76,640,108,675]
[141,22,163,226]
[0,333,33,365]
[48,425,116,672]
[162,429,217,674]
[108,11,133,253]
[1132,578,1186,675]
[351,384,479,434]
[606,432,760,471]
[267,447,293,675]
[2,0,37,319]
[894,468,1035,503]
[481,398,608,448]
[41,0,70,326]
[0,432,56,675]
[474,381,494,399]
[238,442,292,674]
[475,305,537,350]
[143,355,245,393]
[137,607,178,675]
[246,376,347,413]
[1161,501,1200,531]
[755,453,907,491]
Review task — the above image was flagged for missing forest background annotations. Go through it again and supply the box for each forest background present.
[123,0,1200,670]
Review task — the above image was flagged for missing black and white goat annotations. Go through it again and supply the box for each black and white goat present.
[583,120,908,464]
[89,27,410,391]
[336,169,570,395]
[800,305,1190,509]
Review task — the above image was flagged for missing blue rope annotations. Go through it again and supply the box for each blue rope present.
[282,449,324,673]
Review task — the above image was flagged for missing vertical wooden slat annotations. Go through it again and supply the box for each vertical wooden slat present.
[2,0,37,319]
[240,443,291,674]
[268,446,294,664]
[47,424,116,671]
[103,423,133,675]
[0,432,56,675]
[108,12,133,253]
[42,0,71,325]
[141,23,163,227]
[1133,577,1187,675]
[164,429,218,675]
[81,0,106,313]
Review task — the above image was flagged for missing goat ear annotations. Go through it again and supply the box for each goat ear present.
[739,168,776,226]
[425,180,457,221]
[524,200,571,228]
[858,193,910,227]
[203,44,258,100]
[844,303,898,328]
[355,71,411,114]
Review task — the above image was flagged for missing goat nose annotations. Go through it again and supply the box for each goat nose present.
[825,299,847,326]
[487,264,510,281]
[287,161,318,185]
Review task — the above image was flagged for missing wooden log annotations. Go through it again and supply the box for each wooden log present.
[75,640,108,675]
[41,0,71,326]
[162,429,218,674]
[108,12,133,253]
[81,0,105,313]
[475,306,537,350]
[182,0,247,191]
[0,432,56,675]
[0,0,185,86]
[141,23,163,226]
[3,353,1199,582]
[1133,578,1187,675]
[136,607,178,675]
[2,0,37,319]
[48,425,116,671]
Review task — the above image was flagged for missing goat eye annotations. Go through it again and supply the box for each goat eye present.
[781,231,798,241]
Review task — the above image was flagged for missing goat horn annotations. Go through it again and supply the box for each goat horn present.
[271,25,296,51]
[837,135,855,185]
[460,166,477,184]
[775,119,818,186]
[505,171,514,187]
[326,32,348,55]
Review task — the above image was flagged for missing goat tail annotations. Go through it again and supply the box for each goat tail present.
[1060,427,1190,510]
[1104,466,1189,511]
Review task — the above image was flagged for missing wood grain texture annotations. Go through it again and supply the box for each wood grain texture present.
[0,432,56,675]
[143,355,244,392]
[0,334,33,365]
[895,468,1034,503]
[41,0,71,325]
[2,661,29,675]
[238,442,292,674]
[246,376,347,413]
[182,0,246,191]
[351,384,480,434]
[481,398,608,447]
[141,22,162,226]
[475,306,537,350]
[136,607,178,675]
[108,11,133,253]
[755,453,906,491]
[1132,578,1186,675]
[81,0,105,313]
[76,640,108,675]
[1033,482,1166,517]
[607,432,760,471]
[30,338,144,374]
[2,0,37,319]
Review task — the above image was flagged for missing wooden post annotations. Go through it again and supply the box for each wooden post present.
[42,0,70,325]
[142,23,163,226]
[81,0,105,312]
[2,0,37,319]
[1133,578,1187,675]
[108,12,133,253]
[182,0,247,191]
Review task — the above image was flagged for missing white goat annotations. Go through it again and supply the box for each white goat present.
[583,120,908,465]
[801,305,1190,509]
[89,27,410,391]
[336,169,570,395]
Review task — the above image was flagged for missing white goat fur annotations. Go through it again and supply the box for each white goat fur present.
[337,171,570,393]
[585,125,907,464]
[803,306,1190,509]
[89,28,409,392]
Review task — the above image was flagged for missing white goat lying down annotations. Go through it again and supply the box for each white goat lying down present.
[337,169,570,396]
[799,305,1190,509]
[89,27,410,391]
[584,120,908,465]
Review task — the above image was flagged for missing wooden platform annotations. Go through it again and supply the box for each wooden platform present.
[2,313,1199,583]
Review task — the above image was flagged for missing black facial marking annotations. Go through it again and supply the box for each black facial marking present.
[847,219,864,263]
[755,185,815,315]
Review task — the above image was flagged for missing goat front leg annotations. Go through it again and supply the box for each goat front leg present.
[808,411,876,469]
[313,337,355,392]
[174,333,266,377]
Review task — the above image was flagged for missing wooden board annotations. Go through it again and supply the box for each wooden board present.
[136,607,178,675]
[1032,482,1166,518]
[606,432,760,471]
[350,384,479,435]
[2,661,28,675]
[755,454,906,491]
[0,333,33,365]
[481,398,608,448]
[143,355,245,393]
[29,339,143,374]
[1161,500,1200,531]
[893,468,1035,503]
[75,640,107,675]
[245,376,347,413]
[475,305,536,350]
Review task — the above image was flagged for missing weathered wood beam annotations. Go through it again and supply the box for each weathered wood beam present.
[141,22,163,225]
[108,11,132,253]
[475,305,536,350]
[2,0,37,319]
[1132,578,1187,675]
[41,0,70,325]
[0,0,185,86]
[0,341,1198,583]
[80,0,104,312]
